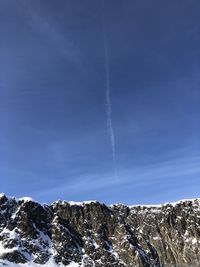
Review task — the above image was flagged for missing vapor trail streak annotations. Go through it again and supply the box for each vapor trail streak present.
[102,1,117,179]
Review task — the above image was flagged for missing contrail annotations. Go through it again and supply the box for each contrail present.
[102,0,118,179]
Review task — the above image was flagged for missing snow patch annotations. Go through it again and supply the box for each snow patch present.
[129,198,200,209]
[0,259,79,267]
[53,200,98,206]
[68,200,97,206]
[19,197,35,202]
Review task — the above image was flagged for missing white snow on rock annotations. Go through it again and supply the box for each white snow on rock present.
[0,259,79,267]
[52,200,98,207]
[128,198,200,209]
[68,200,97,206]
[18,197,35,202]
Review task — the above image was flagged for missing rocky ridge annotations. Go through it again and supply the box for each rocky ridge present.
[0,193,200,266]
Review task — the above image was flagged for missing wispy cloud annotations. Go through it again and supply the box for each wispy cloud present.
[31,145,200,204]
[19,0,83,71]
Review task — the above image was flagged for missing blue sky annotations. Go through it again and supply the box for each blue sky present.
[0,0,200,205]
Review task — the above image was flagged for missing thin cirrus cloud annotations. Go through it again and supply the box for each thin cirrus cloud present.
[18,0,83,72]
[31,145,200,204]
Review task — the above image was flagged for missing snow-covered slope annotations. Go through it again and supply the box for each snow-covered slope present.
[0,259,78,267]
[0,194,200,266]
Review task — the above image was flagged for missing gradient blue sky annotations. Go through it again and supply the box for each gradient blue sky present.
[1,0,200,205]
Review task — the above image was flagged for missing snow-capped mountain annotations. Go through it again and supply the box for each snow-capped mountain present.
[0,193,200,266]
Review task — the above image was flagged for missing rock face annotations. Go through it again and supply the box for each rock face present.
[0,194,200,266]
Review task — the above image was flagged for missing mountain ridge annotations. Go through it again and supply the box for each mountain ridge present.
[2,192,199,208]
[0,194,200,266]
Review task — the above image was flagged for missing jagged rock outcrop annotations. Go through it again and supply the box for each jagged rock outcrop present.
[0,193,200,266]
